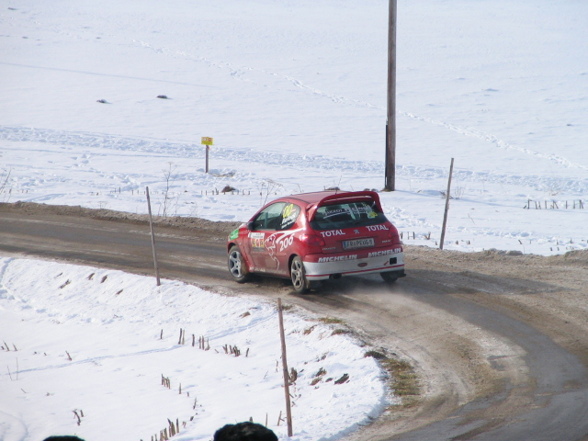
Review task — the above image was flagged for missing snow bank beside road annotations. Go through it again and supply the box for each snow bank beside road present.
[0,257,389,441]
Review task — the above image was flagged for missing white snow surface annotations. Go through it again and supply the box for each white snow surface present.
[1,0,586,255]
[0,257,386,441]
[0,0,587,440]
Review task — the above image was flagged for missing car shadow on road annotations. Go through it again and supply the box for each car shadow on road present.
[291,267,563,300]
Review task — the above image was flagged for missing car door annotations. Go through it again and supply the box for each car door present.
[245,202,286,272]
[246,202,301,275]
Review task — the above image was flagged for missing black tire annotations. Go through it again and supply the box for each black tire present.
[228,245,250,283]
[380,271,398,284]
[290,255,310,294]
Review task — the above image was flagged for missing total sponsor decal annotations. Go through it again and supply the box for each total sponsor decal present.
[368,248,402,258]
[318,254,358,263]
[366,224,389,232]
[320,229,346,238]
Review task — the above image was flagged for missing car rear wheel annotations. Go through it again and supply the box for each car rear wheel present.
[228,245,250,283]
[290,255,310,294]
[380,271,398,284]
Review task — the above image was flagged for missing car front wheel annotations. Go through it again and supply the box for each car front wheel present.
[290,256,310,294]
[228,245,250,283]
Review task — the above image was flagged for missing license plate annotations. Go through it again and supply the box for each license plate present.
[343,238,374,250]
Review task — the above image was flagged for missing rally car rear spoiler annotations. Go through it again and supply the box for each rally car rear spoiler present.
[306,190,383,221]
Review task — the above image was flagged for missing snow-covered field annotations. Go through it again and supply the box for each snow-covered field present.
[1,1,587,440]
[0,258,386,441]
[1,0,586,255]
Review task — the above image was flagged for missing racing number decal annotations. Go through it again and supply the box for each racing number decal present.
[265,230,300,271]
[249,232,265,249]
[266,231,296,256]
[249,228,300,273]
[283,203,295,219]
[279,234,294,251]
[281,203,299,229]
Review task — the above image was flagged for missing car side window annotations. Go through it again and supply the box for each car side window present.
[252,202,285,231]
[252,202,301,231]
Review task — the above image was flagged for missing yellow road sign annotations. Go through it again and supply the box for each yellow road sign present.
[201,137,214,145]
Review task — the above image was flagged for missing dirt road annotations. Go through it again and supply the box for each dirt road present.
[1,202,587,441]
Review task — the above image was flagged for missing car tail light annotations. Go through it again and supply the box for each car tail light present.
[387,224,403,246]
[299,233,326,251]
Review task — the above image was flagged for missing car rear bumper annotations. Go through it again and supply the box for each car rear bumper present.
[303,248,404,280]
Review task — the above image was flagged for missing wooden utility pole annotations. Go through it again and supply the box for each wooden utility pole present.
[385,0,397,191]
[439,158,455,250]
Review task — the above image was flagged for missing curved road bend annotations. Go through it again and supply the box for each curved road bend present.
[0,205,587,441]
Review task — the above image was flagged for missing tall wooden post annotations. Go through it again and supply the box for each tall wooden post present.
[277,298,293,437]
[439,158,454,250]
[146,186,161,286]
[385,0,397,191]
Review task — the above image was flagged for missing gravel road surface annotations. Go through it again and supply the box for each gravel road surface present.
[1,202,587,441]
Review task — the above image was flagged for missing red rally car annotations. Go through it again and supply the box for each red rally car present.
[227,190,405,293]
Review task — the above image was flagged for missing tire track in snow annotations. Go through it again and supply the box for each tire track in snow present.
[401,111,588,172]
[1,126,587,195]
[0,258,15,300]
[181,46,586,173]
[0,409,29,441]
[95,38,586,173]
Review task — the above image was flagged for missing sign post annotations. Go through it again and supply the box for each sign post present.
[201,137,214,173]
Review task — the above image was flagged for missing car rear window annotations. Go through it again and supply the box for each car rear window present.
[310,201,387,230]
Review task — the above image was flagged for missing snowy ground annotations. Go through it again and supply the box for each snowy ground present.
[1,1,587,440]
[1,0,586,256]
[0,257,389,441]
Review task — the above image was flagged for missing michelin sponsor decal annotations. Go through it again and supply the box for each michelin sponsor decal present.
[318,254,358,263]
[368,248,402,257]
[317,248,401,263]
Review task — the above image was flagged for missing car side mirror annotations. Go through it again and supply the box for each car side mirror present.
[247,221,255,231]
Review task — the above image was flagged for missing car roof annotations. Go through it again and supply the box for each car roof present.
[285,190,378,204]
